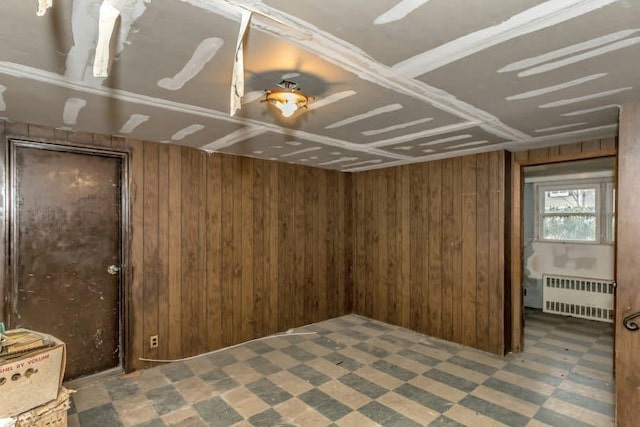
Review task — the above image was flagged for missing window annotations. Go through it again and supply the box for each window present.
[536,179,614,243]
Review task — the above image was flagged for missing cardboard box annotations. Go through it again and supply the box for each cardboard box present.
[0,330,66,418]
[15,386,72,427]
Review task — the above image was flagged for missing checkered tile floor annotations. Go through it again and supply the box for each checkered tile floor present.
[67,310,614,426]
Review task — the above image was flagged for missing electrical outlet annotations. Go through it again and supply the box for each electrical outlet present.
[150,335,159,349]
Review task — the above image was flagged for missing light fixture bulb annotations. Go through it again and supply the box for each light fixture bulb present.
[263,81,309,118]
[275,93,299,118]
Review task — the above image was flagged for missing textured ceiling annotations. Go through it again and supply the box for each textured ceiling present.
[0,0,636,171]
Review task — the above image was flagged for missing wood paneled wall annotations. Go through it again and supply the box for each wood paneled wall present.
[3,120,616,367]
[615,104,640,426]
[351,151,509,355]
[513,137,616,165]
[0,121,351,371]
[131,145,351,368]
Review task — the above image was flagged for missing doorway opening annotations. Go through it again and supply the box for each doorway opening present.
[522,158,615,317]
[4,139,130,381]
[518,157,615,405]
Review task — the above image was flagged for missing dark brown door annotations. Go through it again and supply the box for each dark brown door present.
[8,140,123,380]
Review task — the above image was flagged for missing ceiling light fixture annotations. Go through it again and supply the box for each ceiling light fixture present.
[263,80,309,118]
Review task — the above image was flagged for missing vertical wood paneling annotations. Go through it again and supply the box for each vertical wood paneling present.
[546,145,559,158]
[352,152,508,355]
[441,159,454,342]
[399,167,411,328]
[180,147,200,355]
[54,128,70,141]
[377,170,388,322]
[514,138,617,165]
[317,169,328,321]
[0,121,352,370]
[489,151,505,354]
[558,142,582,156]
[6,122,29,137]
[125,138,144,369]
[93,133,113,148]
[304,168,318,322]
[168,145,182,358]
[353,173,368,313]
[143,142,159,359]
[387,168,399,326]
[503,152,513,354]
[66,131,93,146]
[294,167,305,326]
[28,124,55,140]
[475,153,490,350]
[277,164,293,330]
[196,151,207,353]
[252,160,265,338]
[112,137,126,150]
[364,172,375,318]
[6,120,618,364]
[343,173,353,314]
[231,156,243,343]
[241,158,254,341]
[513,151,528,162]
[451,156,463,344]
[356,173,365,316]
[461,155,477,348]
[157,145,170,359]
[428,162,442,337]
[528,147,550,162]
[600,137,616,151]
[409,164,426,332]
[581,139,601,152]
[206,154,222,349]
[615,103,640,426]
[265,164,278,333]
[420,164,431,334]
[220,156,235,347]
[326,172,339,318]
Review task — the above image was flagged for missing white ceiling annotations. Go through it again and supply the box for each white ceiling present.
[0,0,636,171]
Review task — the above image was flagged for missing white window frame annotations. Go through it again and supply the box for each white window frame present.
[604,182,615,244]
[535,178,614,244]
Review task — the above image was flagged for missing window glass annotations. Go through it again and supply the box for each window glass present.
[538,185,600,243]
[543,188,596,213]
[542,215,596,241]
[535,178,614,244]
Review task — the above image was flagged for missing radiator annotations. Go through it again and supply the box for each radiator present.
[542,274,614,323]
